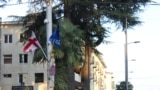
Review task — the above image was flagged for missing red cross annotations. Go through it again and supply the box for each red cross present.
[23,38,39,52]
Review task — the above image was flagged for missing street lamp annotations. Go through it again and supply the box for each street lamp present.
[128,41,140,44]
[125,18,140,90]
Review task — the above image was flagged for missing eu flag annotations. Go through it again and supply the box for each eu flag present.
[49,23,60,46]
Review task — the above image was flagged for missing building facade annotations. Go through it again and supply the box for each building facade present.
[105,72,114,90]
[0,22,48,90]
[89,51,114,90]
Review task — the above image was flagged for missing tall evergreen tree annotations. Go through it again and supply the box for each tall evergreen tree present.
[61,0,150,90]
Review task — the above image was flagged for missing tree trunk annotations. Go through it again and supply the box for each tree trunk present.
[80,45,91,90]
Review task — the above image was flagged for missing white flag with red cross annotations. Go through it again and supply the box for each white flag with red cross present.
[23,31,41,53]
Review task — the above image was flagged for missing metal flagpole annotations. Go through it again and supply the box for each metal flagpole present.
[45,0,54,90]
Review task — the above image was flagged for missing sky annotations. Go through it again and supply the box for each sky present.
[0,1,28,19]
[1,0,160,90]
[97,1,160,90]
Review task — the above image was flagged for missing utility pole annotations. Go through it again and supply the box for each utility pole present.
[125,17,128,90]
[0,17,1,90]
[45,0,54,90]
[124,18,140,90]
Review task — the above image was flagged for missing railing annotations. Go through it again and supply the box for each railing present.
[12,86,33,90]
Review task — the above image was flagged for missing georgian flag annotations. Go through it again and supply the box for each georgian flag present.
[23,31,41,53]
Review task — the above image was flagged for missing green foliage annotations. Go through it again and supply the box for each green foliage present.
[54,59,68,90]
[52,19,85,90]
[57,18,85,66]
[62,0,151,47]
[116,81,133,90]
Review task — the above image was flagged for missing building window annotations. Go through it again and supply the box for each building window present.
[4,54,12,64]
[19,73,27,86]
[19,74,23,83]
[19,54,28,63]
[4,74,12,78]
[35,73,44,83]
[4,34,12,43]
[19,33,24,42]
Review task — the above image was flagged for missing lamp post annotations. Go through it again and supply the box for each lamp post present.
[125,18,140,90]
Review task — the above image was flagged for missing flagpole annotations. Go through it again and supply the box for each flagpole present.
[39,45,47,59]
[45,0,54,90]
